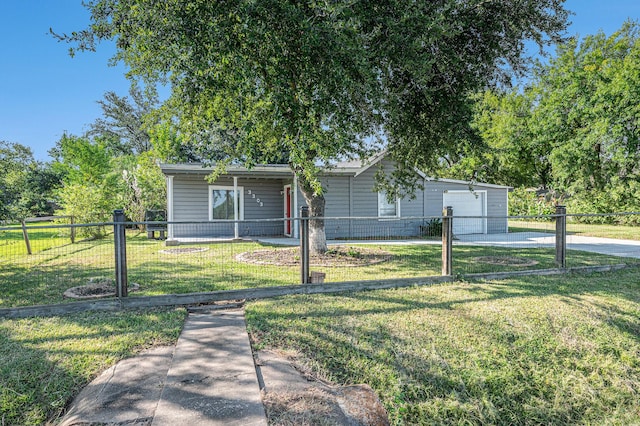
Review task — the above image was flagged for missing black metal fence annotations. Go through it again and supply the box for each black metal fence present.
[1,208,639,309]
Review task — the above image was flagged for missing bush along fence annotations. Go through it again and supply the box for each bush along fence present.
[1,207,639,315]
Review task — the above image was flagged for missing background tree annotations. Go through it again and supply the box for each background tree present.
[89,85,158,155]
[50,134,119,235]
[58,0,568,252]
[115,152,166,224]
[0,141,62,221]
[443,21,640,221]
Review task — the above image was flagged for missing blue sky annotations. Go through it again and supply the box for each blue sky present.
[1,1,640,161]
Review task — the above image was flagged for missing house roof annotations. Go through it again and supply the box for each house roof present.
[159,163,294,178]
[159,157,511,189]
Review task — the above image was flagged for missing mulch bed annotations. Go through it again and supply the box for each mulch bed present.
[473,256,539,267]
[159,247,209,255]
[64,277,140,299]
[236,246,392,267]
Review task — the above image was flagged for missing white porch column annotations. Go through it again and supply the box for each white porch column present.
[166,175,175,240]
[233,176,239,239]
[293,176,299,239]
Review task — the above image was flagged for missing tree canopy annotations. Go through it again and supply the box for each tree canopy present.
[88,85,158,155]
[0,141,63,221]
[58,0,569,251]
[456,21,640,218]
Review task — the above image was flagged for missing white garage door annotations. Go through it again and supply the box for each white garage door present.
[443,191,486,235]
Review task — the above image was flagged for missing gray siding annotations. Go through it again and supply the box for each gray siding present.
[173,175,209,222]
[168,163,508,239]
[322,160,427,238]
[171,174,290,237]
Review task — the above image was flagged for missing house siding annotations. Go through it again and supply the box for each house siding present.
[164,160,509,240]
[171,174,290,237]
[321,160,428,239]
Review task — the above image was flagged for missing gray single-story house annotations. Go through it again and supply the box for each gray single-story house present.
[160,153,510,241]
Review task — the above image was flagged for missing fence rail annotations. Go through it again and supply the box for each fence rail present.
[2,208,640,311]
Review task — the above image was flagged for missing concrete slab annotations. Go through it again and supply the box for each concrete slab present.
[60,345,174,426]
[456,232,640,258]
[151,310,267,426]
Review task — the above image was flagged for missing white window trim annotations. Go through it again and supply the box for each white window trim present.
[377,191,401,218]
[208,185,244,221]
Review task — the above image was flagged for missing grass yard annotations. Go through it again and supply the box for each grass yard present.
[1,228,635,308]
[0,229,632,308]
[510,219,640,240]
[0,223,76,256]
[0,307,186,425]
[246,268,640,425]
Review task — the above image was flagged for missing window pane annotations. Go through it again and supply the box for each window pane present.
[378,192,397,217]
[212,189,236,219]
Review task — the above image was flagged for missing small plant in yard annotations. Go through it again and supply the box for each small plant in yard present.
[346,246,361,258]
[419,218,442,237]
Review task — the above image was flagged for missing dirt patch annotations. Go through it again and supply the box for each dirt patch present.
[256,349,389,426]
[236,246,392,267]
[159,247,209,254]
[64,277,140,299]
[473,256,539,267]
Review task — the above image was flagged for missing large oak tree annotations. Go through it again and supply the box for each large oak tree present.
[58,0,568,252]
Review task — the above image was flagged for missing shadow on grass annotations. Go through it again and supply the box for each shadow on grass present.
[0,263,115,308]
[247,268,640,424]
[0,308,186,425]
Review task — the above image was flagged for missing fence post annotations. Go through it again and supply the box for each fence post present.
[555,205,566,269]
[113,209,128,297]
[300,206,310,284]
[20,220,32,255]
[442,206,453,276]
[70,216,76,244]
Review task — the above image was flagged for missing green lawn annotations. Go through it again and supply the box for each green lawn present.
[0,307,186,425]
[510,219,640,240]
[246,268,640,425]
[2,266,639,424]
[1,230,633,308]
[0,223,76,256]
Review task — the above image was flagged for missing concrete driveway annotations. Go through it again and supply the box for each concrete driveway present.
[456,232,640,259]
[258,232,640,259]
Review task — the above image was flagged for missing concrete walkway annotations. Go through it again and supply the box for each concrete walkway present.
[60,309,267,425]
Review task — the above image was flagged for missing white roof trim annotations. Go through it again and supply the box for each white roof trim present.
[353,150,388,177]
[159,160,511,189]
[424,176,512,190]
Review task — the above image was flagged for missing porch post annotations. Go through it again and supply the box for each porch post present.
[233,176,239,239]
[293,175,299,239]
[166,175,175,241]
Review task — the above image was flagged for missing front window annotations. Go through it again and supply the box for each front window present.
[209,185,244,220]
[378,191,399,217]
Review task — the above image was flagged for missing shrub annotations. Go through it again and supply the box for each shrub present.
[508,188,557,217]
[420,218,442,237]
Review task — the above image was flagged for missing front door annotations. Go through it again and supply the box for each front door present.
[284,185,292,236]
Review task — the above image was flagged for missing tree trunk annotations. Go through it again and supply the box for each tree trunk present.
[297,176,328,255]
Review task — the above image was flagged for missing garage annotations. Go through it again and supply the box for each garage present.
[443,190,487,235]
